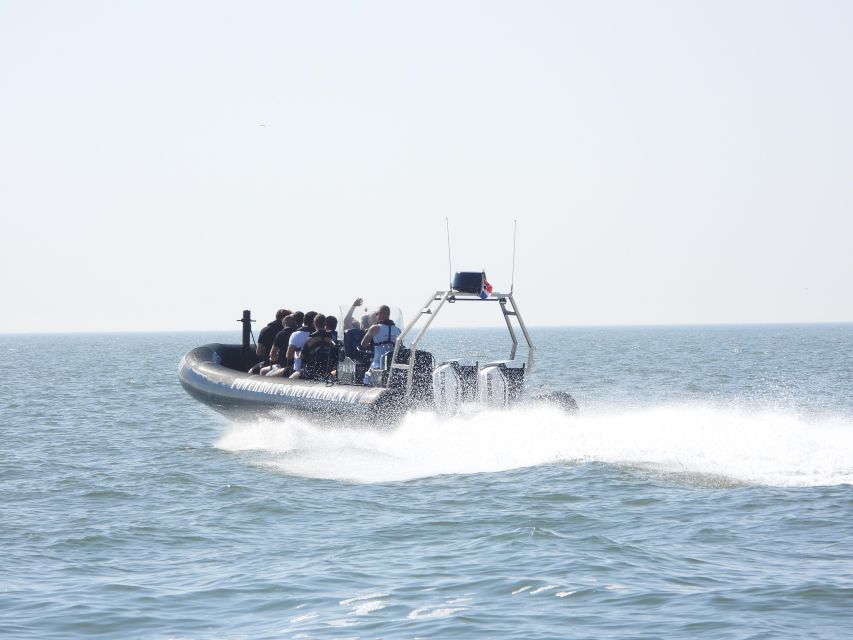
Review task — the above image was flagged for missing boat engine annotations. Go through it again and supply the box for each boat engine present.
[477,361,525,408]
[432,360,479,414]
[433,359,526,412]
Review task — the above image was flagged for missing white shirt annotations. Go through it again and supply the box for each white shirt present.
[288,329,312,371]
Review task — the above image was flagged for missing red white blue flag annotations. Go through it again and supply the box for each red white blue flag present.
[480,277,493,299]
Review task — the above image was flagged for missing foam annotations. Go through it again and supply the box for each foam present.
[214,405,853,487]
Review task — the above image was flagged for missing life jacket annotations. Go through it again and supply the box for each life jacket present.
[370,320,401,370]
[299,331,340,381]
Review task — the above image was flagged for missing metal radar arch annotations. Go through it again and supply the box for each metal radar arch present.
[389,271,535,398]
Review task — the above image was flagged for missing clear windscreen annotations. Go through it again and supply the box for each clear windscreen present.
[338,303,404,331]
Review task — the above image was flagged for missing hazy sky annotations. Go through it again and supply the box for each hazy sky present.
[1,1,851,333]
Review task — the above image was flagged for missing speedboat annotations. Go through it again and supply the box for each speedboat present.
[178,272,578,423]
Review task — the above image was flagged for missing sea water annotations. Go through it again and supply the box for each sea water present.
[1,325,851,639]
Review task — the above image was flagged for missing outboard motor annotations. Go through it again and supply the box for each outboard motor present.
[478,360,525,408]
[432,360,478,414]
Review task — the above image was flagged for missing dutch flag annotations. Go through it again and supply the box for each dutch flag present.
[479,276,493,300]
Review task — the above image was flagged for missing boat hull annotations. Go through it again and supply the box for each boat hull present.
[178,344,406,423]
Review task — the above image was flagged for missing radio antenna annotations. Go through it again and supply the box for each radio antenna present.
[510,219,518,293]
[446,217,453,289]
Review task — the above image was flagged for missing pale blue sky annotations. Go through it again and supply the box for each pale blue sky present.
[1,1,851,332]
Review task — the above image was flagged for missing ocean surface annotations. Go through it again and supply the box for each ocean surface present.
[2,325,852,639]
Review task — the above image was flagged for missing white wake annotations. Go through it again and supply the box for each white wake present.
[214,405,853,486]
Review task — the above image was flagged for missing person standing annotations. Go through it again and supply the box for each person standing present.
[360,305,401,385]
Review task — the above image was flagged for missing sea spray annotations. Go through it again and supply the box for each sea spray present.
[215,404,853,486]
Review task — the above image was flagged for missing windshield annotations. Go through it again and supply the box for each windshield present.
[338,303,404,331]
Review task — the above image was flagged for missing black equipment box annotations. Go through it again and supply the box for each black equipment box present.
[452,271,484,294]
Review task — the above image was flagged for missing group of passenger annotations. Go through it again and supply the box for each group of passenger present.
[249,298,401,385]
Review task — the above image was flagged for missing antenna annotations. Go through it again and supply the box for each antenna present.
[446,217,453,289]
[511,219,517,293]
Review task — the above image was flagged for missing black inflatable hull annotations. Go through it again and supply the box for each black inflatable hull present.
[178,344,406,423]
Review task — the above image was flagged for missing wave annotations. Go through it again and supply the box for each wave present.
[214,405,853,487]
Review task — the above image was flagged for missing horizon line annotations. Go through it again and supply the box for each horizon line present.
[1,319,852,337]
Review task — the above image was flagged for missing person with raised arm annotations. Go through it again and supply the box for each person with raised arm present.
[342,297,363,330]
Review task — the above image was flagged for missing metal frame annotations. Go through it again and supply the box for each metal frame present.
[388,290,536,397]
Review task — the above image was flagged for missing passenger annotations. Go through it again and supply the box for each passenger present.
[325,315,339,342]
[360,305,401,385]
[343,308,371,382]
[285,311,317,377]
[342,297,364,331]
[249,308,289,374]
[261,312,301,376]
[291,313,339,381]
